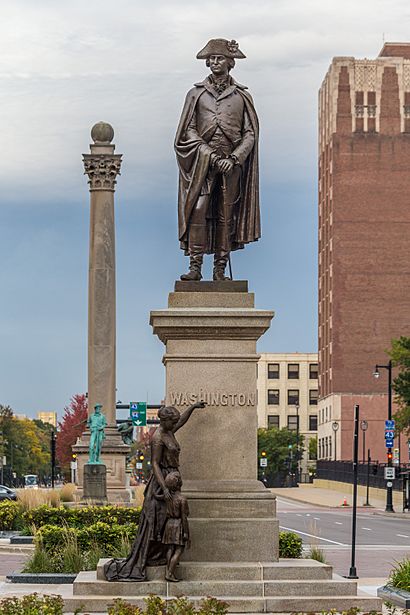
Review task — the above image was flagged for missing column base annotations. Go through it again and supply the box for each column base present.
[73,428,131,503]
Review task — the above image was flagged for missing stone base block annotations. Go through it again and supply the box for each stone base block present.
[83,464,107,504]
[182,480,278,562]
[67,562,381,613]
[186,517,279,562]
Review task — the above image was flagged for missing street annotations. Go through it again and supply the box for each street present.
[277,496,410,578]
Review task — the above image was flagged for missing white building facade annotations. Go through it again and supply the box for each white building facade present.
[257,353,319,476]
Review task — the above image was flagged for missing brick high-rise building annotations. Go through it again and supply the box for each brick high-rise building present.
[318,44,410,464]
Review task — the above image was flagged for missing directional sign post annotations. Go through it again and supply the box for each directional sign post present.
[384,467,396,480]
[130,402,147,427]
[260,458,267,467]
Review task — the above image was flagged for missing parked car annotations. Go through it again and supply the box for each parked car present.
[0,485,17,501]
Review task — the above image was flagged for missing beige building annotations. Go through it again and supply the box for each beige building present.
[257,353,318,475]
[37,411,57,428]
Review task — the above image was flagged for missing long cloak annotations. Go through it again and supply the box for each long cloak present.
[174,77,261,254]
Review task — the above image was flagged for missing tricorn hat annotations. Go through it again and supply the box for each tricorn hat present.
[196,39,246,59]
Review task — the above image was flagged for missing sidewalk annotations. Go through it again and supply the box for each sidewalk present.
[270,483,396,510]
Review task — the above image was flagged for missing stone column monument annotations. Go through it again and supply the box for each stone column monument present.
[73,122,130,502]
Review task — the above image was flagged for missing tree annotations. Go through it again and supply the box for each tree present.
[56,394,88,470]
[308,436,317,461]
[389,337,410,434]
[257,427,305,483]
[0,406,52,482]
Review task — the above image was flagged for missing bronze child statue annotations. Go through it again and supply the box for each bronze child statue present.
[162,471,190,582]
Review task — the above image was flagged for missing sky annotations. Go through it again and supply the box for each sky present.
[1,0,410,418]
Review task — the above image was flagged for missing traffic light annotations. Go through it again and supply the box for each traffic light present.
[139,453,144,461]
[387,451,393,462]
[72,454,77,461]
[261,451,267,457]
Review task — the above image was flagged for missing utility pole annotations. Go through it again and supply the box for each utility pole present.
[51,430,56,489]
[346,404,359,579]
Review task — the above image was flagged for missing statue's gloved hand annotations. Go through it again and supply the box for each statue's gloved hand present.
[217,158,234,174]
[210,152,221,168]
[192,401,206,410]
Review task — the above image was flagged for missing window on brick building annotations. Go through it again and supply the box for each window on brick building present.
[268,415,280,429]
[287,364,299,379]
[309,389,318,405]
[309,415,318,431]
[309,363,318,379]
[267,390,279,405]
[287,415,299,431]
[268,363,279,379]
[287,390,299,405]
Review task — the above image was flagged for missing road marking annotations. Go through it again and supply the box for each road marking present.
[306,513,311,517]
[275,498,304,508]
[335,522,343,525]
[362,527,372,531]
[397,534,409,538]
[279,525,347,546]
[314,517,320,520]
[296,513,302,517]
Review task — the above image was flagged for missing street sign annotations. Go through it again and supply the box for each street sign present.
[260,458,267,467]
[393,448,400,465]
[385,420,395,429]
[384,467,396,480]
[385,439,394,448]
[385,430,395,440]
[136,462,143,469]
[130,402,147,426]
[387,481,393,488]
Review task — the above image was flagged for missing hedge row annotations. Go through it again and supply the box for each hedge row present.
[0,501,141,532]
[37,521,137,553]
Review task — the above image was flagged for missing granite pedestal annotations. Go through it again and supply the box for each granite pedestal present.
[83,463,107,504]
[150,281,278,562]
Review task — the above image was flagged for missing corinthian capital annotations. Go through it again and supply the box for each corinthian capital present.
[83,154,122,192]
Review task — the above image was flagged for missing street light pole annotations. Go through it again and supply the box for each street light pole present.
[295,405,300,484]
[373,359,394,513]
[332,421,339,461]
[360,420,368,464]
[51,430,56,489]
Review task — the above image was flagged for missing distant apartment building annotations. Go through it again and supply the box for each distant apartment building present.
[318,43,410,462]
[257,353,318,475]
[37,411,57,428]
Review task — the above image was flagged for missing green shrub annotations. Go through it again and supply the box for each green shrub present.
[107,596,229,615]
[0,500,23,531]
[23,504,141,531]
[36,522,137,556]
[0,593,64,614]
[279,531,303,558]
[198,597,229,614]
[389,557,410,591]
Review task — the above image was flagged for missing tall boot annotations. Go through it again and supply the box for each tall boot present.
[180,223,206,281]
[180,253,203,281]
[213,253,230,281]
[213,222,231,281]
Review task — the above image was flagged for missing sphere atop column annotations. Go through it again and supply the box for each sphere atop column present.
[91,122,114,144]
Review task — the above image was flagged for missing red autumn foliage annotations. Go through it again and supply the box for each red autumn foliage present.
[56,393,88,468]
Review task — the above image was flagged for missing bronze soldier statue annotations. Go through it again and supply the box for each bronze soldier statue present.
[175,39,260,281]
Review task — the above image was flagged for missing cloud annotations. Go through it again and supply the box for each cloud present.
[1,0,410,414]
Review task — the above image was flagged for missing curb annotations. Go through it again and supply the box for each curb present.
[373,511,410,519]
[271,490,349,508]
